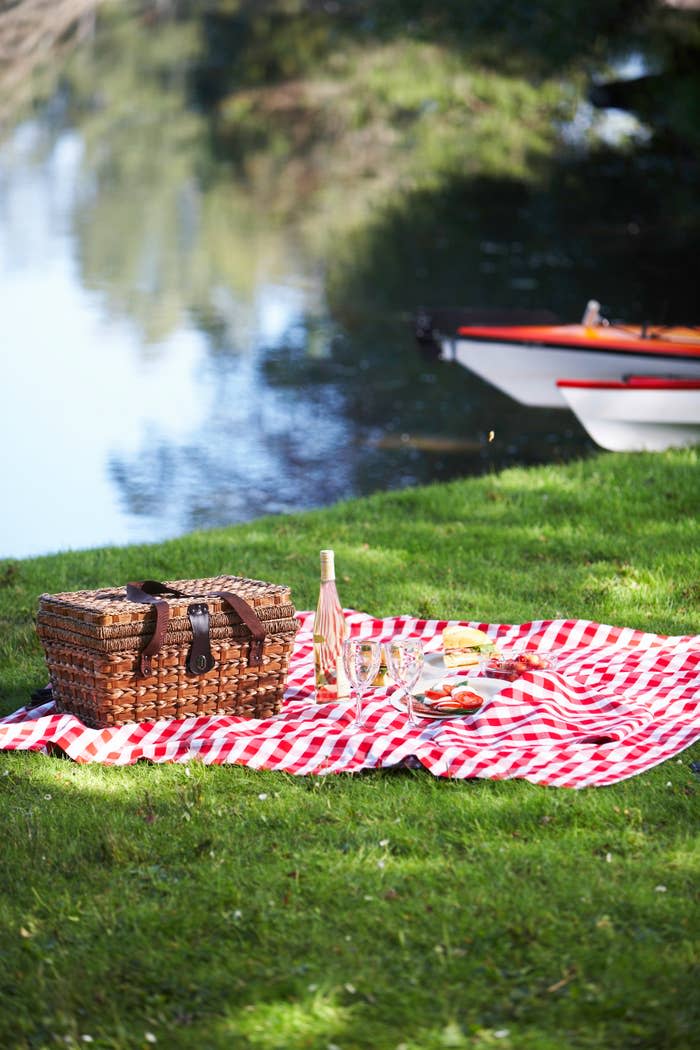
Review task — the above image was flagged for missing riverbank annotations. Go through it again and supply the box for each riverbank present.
[1,451,698,1048]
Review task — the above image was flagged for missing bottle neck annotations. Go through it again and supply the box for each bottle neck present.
[318,577,341,605]
[320,549,336,583]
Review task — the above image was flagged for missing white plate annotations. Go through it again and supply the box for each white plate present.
[422,651,448,677]
[390,677,503,720]
[418,651,481,689]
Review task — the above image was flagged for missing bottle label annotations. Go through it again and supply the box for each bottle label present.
[313,641,350,701]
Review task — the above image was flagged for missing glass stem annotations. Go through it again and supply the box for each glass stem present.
[355,687,364,726]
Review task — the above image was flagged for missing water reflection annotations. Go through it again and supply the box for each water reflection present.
[0,115,591,560]
[3,2,698,560]
[0,124,601,559]
[0,122,210,555]
[0,122,359,556]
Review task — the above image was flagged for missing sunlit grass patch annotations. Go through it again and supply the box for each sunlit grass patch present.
[223,990,353,1048]
[0,450,698,1048]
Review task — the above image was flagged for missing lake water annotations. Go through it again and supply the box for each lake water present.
[1,120,360,555]
[1,22,694,560]
[0,116,595,560]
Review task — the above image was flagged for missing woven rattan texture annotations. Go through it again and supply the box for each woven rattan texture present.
[37,617,297,654]
[37,576,299,727]
[39,575,293,628]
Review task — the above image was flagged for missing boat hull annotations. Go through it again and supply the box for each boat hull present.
[441,324,700,408]
[556,378,700,452]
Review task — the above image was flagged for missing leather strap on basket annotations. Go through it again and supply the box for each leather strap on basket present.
[218,591,266,666]
[126,581,266,676]
[126,581,187,676]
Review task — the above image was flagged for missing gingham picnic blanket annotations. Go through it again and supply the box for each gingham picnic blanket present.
[2,612,699,787]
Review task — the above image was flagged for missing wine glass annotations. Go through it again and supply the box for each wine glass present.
[386,639,424,726]
[342,638,382,727]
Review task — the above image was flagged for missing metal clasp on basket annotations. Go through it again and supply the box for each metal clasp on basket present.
[187,602,215,675]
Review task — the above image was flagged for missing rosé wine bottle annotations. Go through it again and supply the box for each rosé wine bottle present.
[313,549,350,702]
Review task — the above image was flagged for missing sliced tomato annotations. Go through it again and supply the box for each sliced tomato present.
[451,687,484,708]
[425,687,450,701]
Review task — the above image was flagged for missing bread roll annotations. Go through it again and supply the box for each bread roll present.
[442,625,497,668]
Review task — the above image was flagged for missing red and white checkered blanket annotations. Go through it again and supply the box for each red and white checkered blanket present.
[2,613,699,787]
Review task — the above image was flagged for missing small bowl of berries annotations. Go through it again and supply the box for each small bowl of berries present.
[480,649,559,682]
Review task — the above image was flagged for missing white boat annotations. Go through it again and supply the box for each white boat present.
[422,302,700,409]
[556,376,700,451]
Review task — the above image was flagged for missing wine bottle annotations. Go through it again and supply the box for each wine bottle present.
[313,549,350,702]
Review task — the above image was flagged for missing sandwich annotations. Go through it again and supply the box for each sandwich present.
[442,625,498,669]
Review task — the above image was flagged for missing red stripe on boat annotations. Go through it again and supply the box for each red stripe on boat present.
[557,376,700,391]
[455,324,700,357]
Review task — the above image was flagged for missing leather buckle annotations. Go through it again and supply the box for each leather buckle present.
[248,636,264,666]
[187,602,215,675]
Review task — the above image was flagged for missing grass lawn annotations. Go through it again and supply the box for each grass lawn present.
[1,450,698,1050]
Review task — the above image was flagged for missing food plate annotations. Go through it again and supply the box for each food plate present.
[419,651,480,689]
[390,677,503,720]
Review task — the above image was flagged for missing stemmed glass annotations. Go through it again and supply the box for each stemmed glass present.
[342,638,382,727]
[386,639,424,726]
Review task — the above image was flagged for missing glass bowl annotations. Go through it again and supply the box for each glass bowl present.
[480,649,559,682]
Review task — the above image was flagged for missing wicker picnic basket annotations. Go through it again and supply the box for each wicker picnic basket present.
[36,575,300,728]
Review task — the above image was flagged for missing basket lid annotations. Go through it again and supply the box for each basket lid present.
[39,575,295,628]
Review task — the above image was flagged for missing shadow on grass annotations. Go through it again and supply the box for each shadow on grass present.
[1,752,698,1048]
